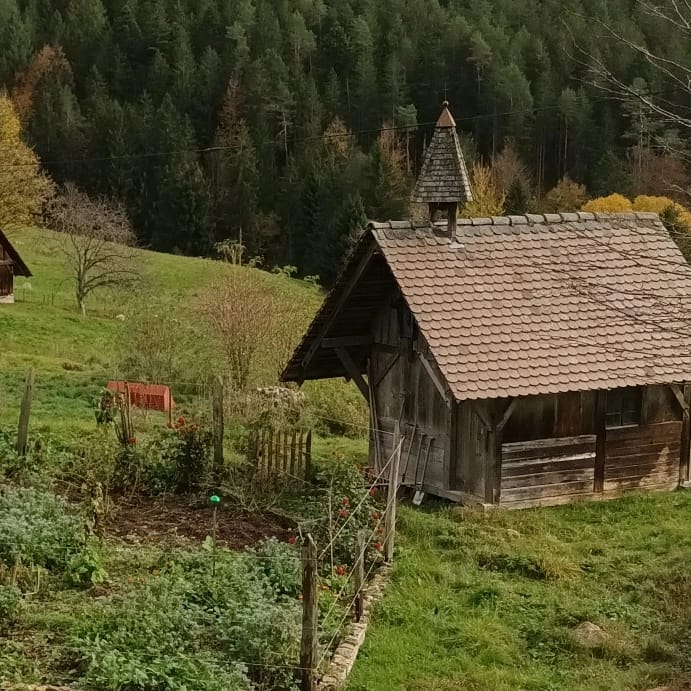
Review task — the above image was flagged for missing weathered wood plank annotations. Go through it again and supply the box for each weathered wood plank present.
[502,468,595,490]
[501,479,596,502]
[503,453,596,477]
[502,443,596,464]
[605,454,678,474]
[604,475,678,491]
[606,468,678,486]
[606,421,681,442]
[606,441,680,458]
[501,480,677,509]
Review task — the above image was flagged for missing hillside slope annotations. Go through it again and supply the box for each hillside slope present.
[0,226,323,435]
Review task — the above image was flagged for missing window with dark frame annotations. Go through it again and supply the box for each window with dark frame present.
[605,387,642,428]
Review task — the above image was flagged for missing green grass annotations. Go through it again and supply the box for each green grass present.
[348,491,691,691]
[0,226,324,437]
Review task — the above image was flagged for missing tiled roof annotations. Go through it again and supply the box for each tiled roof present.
[370,212,691,400]
[411,106,473,205]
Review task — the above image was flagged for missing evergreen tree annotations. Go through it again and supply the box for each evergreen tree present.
[0,0,32,82]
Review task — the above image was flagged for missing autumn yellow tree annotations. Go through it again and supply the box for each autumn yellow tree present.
[0,93,53,228]
[582,194,632,213]
[461,163,505,217]
[581,193,691,260]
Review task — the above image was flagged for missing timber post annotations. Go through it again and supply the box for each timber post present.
[212,375,224,484]
[682,383,691,483]
[300,534,318,691]
[594,390,607,492]
[384,422,402,562]
[354,529,366,622]
[16,368,35,456]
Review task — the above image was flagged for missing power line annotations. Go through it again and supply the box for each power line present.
[0,104,570,170]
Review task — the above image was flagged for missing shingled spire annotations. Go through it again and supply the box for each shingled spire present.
[411,102,473,234]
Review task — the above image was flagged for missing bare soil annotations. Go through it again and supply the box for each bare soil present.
[105,494,296,549]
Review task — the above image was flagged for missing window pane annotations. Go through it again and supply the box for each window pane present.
[622,410,640,426]
[605,412,622,428]
[606,390,622,414]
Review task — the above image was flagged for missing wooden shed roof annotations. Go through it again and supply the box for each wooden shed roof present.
[0,229,31,277]
[282,212,691,401]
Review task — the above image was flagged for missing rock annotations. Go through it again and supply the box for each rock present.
[115,314,126,321]
[572,621,609,648]
[507,529,521,538]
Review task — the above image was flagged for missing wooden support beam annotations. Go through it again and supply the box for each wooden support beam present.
[484,425,503,505]
[335,346,369,400]
[374,352,401,388]
[322,335,372,349]
[417,351,451,407]
[496,398,518,432]
[471,401,493,432]
[678,383,691,484]
[594,390,607,492]
[301,244,377,372]
[669,383,689,413]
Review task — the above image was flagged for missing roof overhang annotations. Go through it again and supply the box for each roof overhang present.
[281,231,397,385]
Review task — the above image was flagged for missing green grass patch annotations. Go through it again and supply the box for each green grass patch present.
[348,492,691,691]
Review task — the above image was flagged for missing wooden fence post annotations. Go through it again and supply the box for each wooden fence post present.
[300,534,318,691]
[16,368,35,456]
[354,530,366,622]
[304,430,313,480]
[384,422,402,563]
[212,375,224,484]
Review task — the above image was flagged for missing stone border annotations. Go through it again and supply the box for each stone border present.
[319,566,391,691]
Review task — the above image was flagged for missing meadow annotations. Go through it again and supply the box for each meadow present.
[1,227,690,691]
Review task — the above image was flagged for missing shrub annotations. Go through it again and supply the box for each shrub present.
[73,579,252,691]
[250,538,301,598]
[306,455,384,568]
[0,486,83,573]
[0,486,105,588]
[0,585,21,633]
[582,194,632,213]
[73,547,303,691]
[303,380,368,438]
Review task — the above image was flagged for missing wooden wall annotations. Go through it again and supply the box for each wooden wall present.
[0,241,13,298]
[500,435,596,508]
[0,264,13,298]
[488,385,684,509]
[603,421,680,492]
[370,301,450,492]
[455,402,488,498]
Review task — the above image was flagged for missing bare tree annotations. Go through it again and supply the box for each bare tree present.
[199,269,280,390]
[576,2,691,151]
[45,184,139,315]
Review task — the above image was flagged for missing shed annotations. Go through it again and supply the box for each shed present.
[281,104,691,509]
[107,381,176,413]
[0,229,31,304]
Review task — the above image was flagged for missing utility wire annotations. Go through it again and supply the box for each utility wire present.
[0,103,582,170]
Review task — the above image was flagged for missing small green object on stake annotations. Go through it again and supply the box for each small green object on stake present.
[210,495,221,575]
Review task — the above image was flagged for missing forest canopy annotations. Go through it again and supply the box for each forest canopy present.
[0,0,689,279]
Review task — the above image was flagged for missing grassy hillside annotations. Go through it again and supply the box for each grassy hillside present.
[0,227,330,436]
